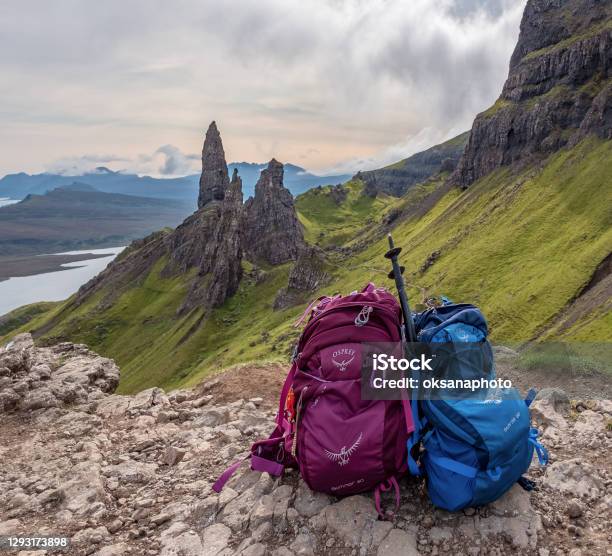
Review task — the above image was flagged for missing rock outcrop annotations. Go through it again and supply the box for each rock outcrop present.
[1,335,611,555]
[166,167,243,312]
[198,121,230,208]
[0,333,119,414]
[244,159,304,265]
[273,245,331,309]
[453,0,612,188]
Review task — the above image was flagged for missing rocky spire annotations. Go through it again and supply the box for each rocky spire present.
[244,159,304,265]
[198,121,230,208]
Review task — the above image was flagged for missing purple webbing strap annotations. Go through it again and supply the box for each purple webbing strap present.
[251,454,285,476]
[212,453,285,493]
[401,398,415,434]
[212,459,245,493]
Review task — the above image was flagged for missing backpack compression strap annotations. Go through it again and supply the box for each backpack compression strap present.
[528,428,549,465]
[212,452,286,493]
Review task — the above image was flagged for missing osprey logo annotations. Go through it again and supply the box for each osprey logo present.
[332,348,356,372]
[324,432,363,466]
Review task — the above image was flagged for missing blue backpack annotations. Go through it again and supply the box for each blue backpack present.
[408,302,548,511]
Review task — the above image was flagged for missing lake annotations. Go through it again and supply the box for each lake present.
[0,246,125,316]
[0,198,19,208]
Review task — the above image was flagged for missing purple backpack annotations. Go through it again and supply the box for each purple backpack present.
[214,283,414,515]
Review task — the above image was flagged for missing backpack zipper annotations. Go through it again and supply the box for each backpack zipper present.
[303,302,396,330]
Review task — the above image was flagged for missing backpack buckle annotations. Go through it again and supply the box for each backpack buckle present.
[355,306,373,327]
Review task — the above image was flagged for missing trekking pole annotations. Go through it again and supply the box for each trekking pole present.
[385,234,422,469]
[384,234,417,343]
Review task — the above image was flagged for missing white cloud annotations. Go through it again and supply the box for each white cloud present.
[44,145,201,178]
[154,145,200,176]
[319,127,456,175]
[0,0,525,176]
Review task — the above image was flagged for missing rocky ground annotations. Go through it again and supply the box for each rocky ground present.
[0,334,611,556]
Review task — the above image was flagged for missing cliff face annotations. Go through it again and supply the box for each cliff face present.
[165,169,243,313]
[273,245,330,309]
[244,159,304,265]
[453,0,611,188]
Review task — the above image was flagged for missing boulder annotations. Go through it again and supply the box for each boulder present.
[535,388,571,413]
[293,480,333,518]
[377,528,419,556]
[531,399,568,430]
[544,459,604,499]
[200,523,231,556]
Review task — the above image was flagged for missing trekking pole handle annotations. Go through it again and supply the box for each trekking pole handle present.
[385,234,417,343]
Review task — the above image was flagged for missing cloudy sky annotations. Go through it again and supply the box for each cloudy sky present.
[0,0,526,177]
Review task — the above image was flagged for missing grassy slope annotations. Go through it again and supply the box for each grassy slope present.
[334,138,611,343]
[0,302,61,337]
[3,138,610,391]
[296,179,396,247]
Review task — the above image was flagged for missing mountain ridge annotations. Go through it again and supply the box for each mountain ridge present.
[0,164,351,203]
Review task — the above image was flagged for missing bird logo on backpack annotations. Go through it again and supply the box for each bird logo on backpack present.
[324,432,363,466]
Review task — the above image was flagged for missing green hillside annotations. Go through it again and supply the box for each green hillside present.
[2,136,609,393]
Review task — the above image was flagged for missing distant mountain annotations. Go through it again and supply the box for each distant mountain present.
[227,162,350,199]
[0,164,350,203]
[357,132,469,197]
[0,170,198,203]
[0,187,194,256]
[53,182,99,193]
